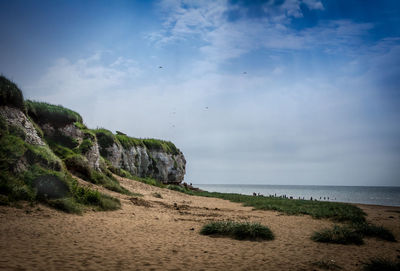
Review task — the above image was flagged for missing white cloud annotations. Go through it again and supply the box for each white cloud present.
[150,0,371,74]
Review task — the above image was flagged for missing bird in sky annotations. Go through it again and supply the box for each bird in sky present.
[159,66,163,68]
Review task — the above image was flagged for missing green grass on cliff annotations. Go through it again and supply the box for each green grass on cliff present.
[0,75,25,111]
[115,134,180,155]
[0,105,120,213]
[26,100,83,127]
[63,154,132,195]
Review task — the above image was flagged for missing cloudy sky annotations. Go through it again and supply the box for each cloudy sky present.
[1,0,399,186]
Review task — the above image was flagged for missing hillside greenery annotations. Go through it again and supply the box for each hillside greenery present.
[26,100,83,127]
[0,76,122,213]
[0,114,120,213]
[0,75,25,111]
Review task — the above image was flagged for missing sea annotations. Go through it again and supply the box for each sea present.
[194,184,400,207]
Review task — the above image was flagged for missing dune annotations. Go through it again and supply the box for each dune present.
[1,176,399,271]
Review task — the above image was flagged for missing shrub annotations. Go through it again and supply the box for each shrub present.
[0,75,25,110]
[311,225,364,245]
[200,221,274,241]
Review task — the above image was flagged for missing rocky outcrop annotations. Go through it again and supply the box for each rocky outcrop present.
[1,97,186,185]
[40,122,101,171]
[96,132,186,184]
[0,106,45,146]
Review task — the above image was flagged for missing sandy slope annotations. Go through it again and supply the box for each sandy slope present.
[1,176,399,271]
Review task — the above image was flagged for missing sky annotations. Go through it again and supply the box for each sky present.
[0,0,399,186]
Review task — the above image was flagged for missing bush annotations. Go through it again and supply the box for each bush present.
[0,75,25,110]
[200,221,274,241]
[311,225,364,245]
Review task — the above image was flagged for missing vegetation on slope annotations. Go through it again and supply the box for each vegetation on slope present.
[94,128,181,155]
[0,76,121,213]
[26,100,83,127]
[0,75,25,111]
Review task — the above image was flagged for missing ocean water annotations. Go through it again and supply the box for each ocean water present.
[194,184,400,207]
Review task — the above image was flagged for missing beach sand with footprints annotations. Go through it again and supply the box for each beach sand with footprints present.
[1,175,400,271]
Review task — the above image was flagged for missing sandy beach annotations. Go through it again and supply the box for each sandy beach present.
[1,176,399,271]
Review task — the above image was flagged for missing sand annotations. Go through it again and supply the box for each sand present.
[1,176,399,271]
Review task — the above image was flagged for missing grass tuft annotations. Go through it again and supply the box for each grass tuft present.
[47,197,82,214]
[312,259,342,270]
[311,225,364,245]
[200,221,274,241]
[353,223,396,242]
[312,222,396,245]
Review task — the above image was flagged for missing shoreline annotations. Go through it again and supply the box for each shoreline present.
[1,176,399,271]
[194,184,400,208]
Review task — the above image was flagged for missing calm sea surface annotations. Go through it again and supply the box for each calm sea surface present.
[194,184,400,207]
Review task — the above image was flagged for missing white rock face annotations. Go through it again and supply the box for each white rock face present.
[0,106,45,146]
[103,142,186,184]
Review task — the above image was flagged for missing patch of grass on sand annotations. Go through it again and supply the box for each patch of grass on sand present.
[119,175,366,224]
[185,190,366,224]
[311,223,396,245]
[353,222,396,242]
[362,258,400,271]
[312,259,342,270]
[200,221,274,241]
[311,225,364,245]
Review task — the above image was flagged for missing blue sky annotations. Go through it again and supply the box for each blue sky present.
[0,0,399,186]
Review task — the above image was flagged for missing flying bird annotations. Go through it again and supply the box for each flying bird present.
[159,66,163,68]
